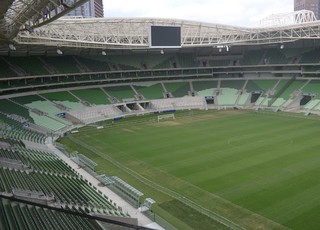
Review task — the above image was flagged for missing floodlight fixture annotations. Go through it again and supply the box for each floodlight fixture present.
[9,44,16,51]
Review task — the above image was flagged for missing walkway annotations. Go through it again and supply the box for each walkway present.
[46,142,163,229]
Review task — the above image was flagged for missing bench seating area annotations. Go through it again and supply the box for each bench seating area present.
[0,98,131,229]
[0,197,103,230]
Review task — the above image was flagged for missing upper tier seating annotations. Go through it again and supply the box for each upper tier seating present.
[4,56,49,76]
[133,83,164,100]
[71,88,111,105]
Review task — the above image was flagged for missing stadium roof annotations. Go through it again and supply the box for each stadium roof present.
[0,0,90,42]
[2,9,320,54]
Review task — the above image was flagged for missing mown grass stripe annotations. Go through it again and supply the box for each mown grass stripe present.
[63,110,320,229]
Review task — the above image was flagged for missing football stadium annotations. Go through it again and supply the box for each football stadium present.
[1,1,320,229]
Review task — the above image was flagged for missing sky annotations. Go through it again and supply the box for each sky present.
[103,0,293,27]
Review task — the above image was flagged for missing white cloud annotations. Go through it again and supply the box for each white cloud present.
[103,0,293,27]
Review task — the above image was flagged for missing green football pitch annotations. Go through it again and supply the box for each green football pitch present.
[59,110,320,229]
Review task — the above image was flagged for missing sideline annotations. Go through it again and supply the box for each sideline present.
[66,135,245,230]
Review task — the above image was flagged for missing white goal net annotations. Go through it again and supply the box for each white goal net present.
[157,113,175,122]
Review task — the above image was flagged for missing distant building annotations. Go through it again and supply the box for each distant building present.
[66,0,104,18]
[294,0,320,19]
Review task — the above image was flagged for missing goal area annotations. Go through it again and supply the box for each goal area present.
[157,113,175,122]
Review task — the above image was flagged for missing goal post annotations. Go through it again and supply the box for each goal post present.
[157,113,175,122]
